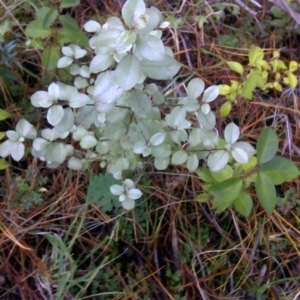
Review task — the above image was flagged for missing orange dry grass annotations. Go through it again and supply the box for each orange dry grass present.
[0,0,299,299]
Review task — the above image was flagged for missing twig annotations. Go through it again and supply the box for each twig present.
[271,0,300,25]
[233,0,257,16]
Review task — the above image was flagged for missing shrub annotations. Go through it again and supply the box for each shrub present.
[0,0,298,215]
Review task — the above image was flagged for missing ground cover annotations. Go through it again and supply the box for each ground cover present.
[0,0,299,299]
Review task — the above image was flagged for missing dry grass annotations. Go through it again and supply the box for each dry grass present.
[0,0,299,299]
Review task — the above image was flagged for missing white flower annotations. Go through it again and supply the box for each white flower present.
[0,119,36,161]
[57,44,87,68]
[110,179,142,210]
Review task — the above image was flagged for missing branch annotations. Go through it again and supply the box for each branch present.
[269,0,300,26]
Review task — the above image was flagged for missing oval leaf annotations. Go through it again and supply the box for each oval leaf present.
[122,0,146,27]
[207,150,229,172]
[259,156,300,185]
[171,150,188,165]
[220,101,232,117]
[233,191,253,216]
[255,172,277,214]
[202,85,219,103]
[224,122,240,145]
[127,188,142,199]
[128,90,151,118]
[80,135,97,149]
[150,132,166,146]
[231,146,248,164]
[47,105,64,126]
[187,78,205,99]
[0,109,10,121]
[257,128,278,164]
[209,177,243,203]
[90,53,114,73]
[115,54,141,90]
[136,36,165,61]
[187,153,199,172]
[226,61,244,75]
[141,54,181,80]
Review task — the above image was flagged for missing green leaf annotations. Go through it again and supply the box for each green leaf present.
[200,129,218,149]
[115,54,141,90]
[94,71,123,113]
[255,172,277,214]
[16,119,36,139]
[26,20,52,38]
[196,193,210,203]
[233,191,253,216]
[60,0,80,8]
[128,90,151,118]
[90,53,114,73]
[0,108,10,121]
[154,157,170,170]
[43,8,58,28]
[0,158,9,170]
[202,85,219,103]
[122,0,146,27]
[43,143,68,163]
[241,70,259,99]
[196,168,215,183]
[135,36,165,61]
[127,188,142,199]
[0,69,17,81]
[197,109,216,130]
[80,135,97,149]
[141,54,181,80]
[224,122,240,145]
[36,6,51,19]
[47,105,64,126]
[211,196,233,213]
[226,61,244,75]
[220,101,232,117]
[187,78,205,99]
[150,132,166,146]
[59,15,79,31]
[209,177,243,203]
[257,128,278,164]
[188,128,202,148]
[87,174,121,212]
[287,72,297,89]
[68,157,83,170]
[210,165,233,182]
[248,45,264,67]
[171,150,188,165]
[207,150,229,172]
[54,108,74,133]
[138,6,162,34]
[187,153,198,172]
[42,45,60,70]
[231,146,248,164]
[57,28,89,47]
[0,20,10,38]
[259,156,299,185]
